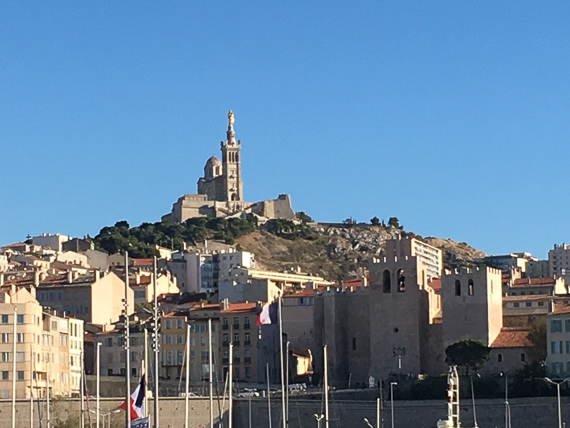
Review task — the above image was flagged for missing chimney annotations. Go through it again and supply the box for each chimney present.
[67,270,73,283]
[0,273,3,287]
[34,271,40,287]
[94,270,100,282]
[220,298,230,311]
[362,276,368,287]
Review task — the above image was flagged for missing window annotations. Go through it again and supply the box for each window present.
[177,335,185,345]
[105,338,113,347]
[0,334,7,343]
[0,353,8,363]
[552,341,562,354]
[521,353,526,362]
[497,353,503,363]
[1,315,7,324]
[165,335,173,345]
[397,269,405,292]
[17,333,24,343]
[244,333,250,344]
[526,302,532,307]
[552,320,563,333]
[191,337,196,347]
[244,349,250,359]
[201,337,206,347]
[17,371,24,381]
[17,315,24,324]
[177,320,184,329]
[1,371,8,380]
[455,280,461,296]
[382,270,391,293]
[565,319,570,332]
[539,301,545,307]
[233,333,239,343]
[553,362,563,375]
[244,317,250,328]
[468,279,474,296]
[514,303,520,308]
[51,321,57,330]
[223,334,229,344]
[16,352,24,362]
[352,337,357,351]
[245,367,250,378]
[0,390,8,399]
[165,320,172,330]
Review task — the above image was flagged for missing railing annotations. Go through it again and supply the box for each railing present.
[222,324,229,330]
[233,357,240,363]
[233,340,240,346]
[244,340,251,346]
[222,358,229,364]
[243,323,251,330]
[222,340,229,346]
[244,357,251,363]
[233,323,240,329]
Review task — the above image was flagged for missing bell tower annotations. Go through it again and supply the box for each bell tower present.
[220,110,243,203]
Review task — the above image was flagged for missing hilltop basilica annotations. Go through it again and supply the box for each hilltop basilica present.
[162,111,295,223]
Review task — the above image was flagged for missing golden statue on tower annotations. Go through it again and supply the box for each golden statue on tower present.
[228,110,235,128]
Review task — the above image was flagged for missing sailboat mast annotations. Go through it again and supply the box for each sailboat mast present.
[208,318,214,428]
[324,345,329,428]
[278,297,286,428]
[153,256,160,428]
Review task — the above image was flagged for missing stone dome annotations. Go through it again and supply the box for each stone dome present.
[204,155,222,179]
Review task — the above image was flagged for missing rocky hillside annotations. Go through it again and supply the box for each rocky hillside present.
[231,224,486,282]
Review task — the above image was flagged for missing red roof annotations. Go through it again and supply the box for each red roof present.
[490,328,532,348]
[221,302,257,314]
[512,277,556,288]
[551,303,570,315]
[428,278,441,292]
[188,303,220,312]
[132,258,153,267]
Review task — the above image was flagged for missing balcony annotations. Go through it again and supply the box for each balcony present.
[233,357,240,363]
[222,358,229,364]
[233,340,240,346]
[222,324,229,330]
[243,324,251,330]
[244,340,251,346]
[244,357,251,363]
[233,323,240,329]
[222,340,229,347]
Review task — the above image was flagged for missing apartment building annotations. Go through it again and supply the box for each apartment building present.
[545,305,570,377]
[384,235,442,281]
[0,286,84,399]
[94,326,144,377]
[187,303,220,383]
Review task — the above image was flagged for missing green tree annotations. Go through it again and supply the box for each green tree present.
[388,217,402,229]
[370,216,380,226]
[445,339,490,375]
[527,318,547,363]
[510,360,550,398]
[295,211,313,223]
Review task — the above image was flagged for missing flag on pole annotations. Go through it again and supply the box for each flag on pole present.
[119,376,146,420]
[257,302,278,325]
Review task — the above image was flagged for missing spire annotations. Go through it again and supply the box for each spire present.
[226,110,237,145]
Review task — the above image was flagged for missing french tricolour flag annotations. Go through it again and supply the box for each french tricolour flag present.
[119,376,146,420]
[257,302,278,325]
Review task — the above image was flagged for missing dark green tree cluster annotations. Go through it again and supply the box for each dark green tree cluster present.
[94,216,256,257]
[264,219,318,241]
[445,339,490,375]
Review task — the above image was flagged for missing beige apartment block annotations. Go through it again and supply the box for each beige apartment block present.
[0,287,84,399]
[130,270,178,306]
[545,305,570,377]
[35,271,134,325]
[94,327,144,378]
[281,289,315,353]
[506,276,567,296]
[384,235,443,281]
[187,303,221,384]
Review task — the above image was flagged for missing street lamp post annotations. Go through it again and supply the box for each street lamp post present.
[314,414,324,428]
[544,377,570,428]
[390,382,397,428]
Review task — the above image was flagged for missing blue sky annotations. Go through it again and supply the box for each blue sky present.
[1,1,570,258]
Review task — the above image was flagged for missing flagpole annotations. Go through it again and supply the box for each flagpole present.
[46,358,50,428]
[184,323,190,428]
[208,318,214,428]
[266,363,272,428]
[278,297,286,428]
[124,251,131,428]
[96,342,101,428]
[286,340,290,428]
[12,306,17,428]
[30,344,33,428]
[228,341,233,428]
[152,255,160,428]
[324,345,329,428]
[80,346,85,428]
[144,329,149,419]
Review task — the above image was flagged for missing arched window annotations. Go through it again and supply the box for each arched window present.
[455,280,461,296]
[382,270,391,293]
[231,193,239,201]
[521,353,526,362]
[497,353,503,363]
[468,279,474,296]
[397,269,405,292]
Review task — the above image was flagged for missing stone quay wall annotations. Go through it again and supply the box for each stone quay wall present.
[1,396,570,428]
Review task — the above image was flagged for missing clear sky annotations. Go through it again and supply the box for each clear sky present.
[1,1,569,258]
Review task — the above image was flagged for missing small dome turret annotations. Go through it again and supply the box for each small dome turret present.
[204,155,222,179]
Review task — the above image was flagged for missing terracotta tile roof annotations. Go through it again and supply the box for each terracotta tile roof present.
[189,303,220,312]
[132,258,153,267]
[550,303,570,315]
[512,277,556,288]
[428,278,441,292]
[490,327,532,348]
[221,302,257,314]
